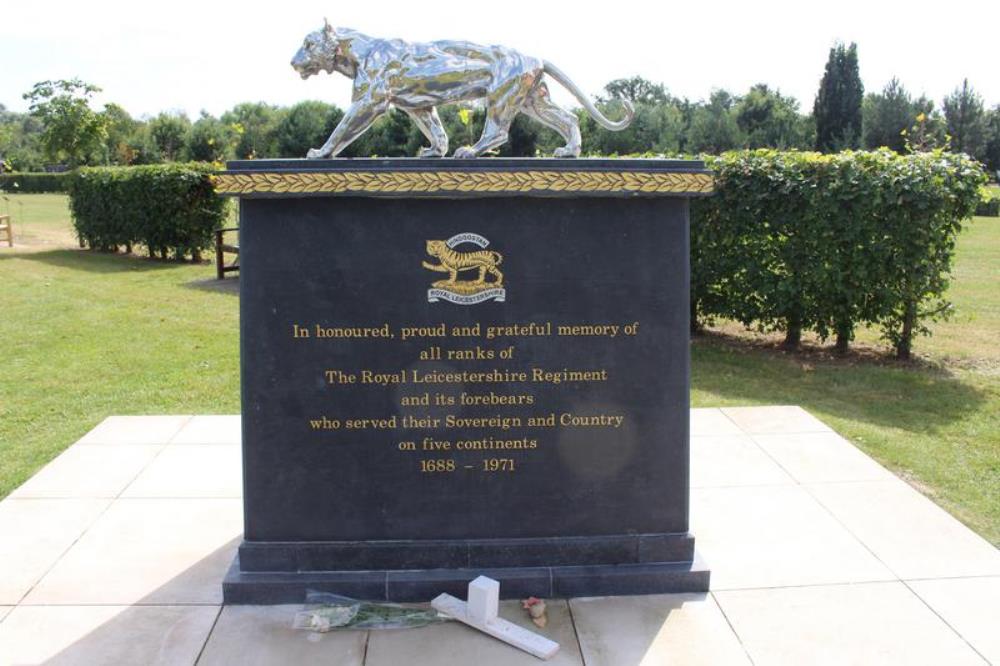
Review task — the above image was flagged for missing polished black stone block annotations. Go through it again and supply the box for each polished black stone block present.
[220,159,711,603]
[551,559,711,598]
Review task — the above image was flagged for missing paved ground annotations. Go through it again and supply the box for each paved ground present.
[1,407,998,665]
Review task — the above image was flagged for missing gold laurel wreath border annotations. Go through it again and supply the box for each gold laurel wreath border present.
[212,170,714,195]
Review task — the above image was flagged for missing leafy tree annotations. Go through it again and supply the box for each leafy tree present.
[985,106,1000,174]
[492,115,534,156]
[814,43,863,152]
[188,112,236,162]
[736,84,809,149]
[349,108,421,157]
[943,79,988,160]
[276,101,341,157]
[601,76,669,105]
[221,102,286,159]
[148,112,191,162]
[687,90,744,154]
[0,104,13,168]
[862,78,923,153]
[102,103,139,165]
[0,111,45,171]
[23,79,109,166]
[582,100,684,155]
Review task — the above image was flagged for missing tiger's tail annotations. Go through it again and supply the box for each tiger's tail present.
[542,60,634,131]
[491,251,503,265]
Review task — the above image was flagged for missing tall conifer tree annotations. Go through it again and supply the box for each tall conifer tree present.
[814,43,864,152]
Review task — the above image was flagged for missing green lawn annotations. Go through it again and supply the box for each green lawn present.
[1,193,998,544]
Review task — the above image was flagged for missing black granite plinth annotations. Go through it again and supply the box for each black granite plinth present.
[219,158,712,602]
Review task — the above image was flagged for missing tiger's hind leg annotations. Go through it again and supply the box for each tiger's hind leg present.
[454,79,530,158]
[404,107,449,158]
[524,83,581,158]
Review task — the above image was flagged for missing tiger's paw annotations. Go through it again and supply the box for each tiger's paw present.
[553,146,580,158]
[418,146,446,158]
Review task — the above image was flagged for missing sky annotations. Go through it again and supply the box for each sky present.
[1,0,998,119]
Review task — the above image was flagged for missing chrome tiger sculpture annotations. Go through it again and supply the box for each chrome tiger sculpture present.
[291,22,634,159]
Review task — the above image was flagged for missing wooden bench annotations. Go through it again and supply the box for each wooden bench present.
[0,214,11,247]
[215,227,239,279]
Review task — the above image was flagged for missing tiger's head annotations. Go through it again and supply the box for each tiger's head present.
[291,20,361,80]
[426,240,447,258]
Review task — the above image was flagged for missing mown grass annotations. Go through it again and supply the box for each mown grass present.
[0,193,997,544]
[0,194,239,500]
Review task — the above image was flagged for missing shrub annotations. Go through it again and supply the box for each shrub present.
[68,163,228,260]
[0,172,71,193]
[692,149,986,359]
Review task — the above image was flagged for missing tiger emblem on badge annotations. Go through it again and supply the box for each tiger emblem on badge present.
[422,233,506,304]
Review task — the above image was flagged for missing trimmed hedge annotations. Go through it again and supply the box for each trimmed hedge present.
[976,189,999,217]
[68,164,228,260]
[692,150,986,359]
[0,172,71,193]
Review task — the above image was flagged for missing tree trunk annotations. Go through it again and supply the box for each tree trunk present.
[834,320,852,355]
[690,299,702,335]
[782,323,801,350]
[896,301,916,360]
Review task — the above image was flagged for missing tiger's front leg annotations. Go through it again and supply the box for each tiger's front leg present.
[490,266,504,287]
[308,95,387,158]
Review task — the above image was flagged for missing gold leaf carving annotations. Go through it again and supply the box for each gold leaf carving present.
[212,170,714,196]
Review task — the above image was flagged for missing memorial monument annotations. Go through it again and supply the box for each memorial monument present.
[216,25,712,603]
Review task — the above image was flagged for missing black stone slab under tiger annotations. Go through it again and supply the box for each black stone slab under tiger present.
[216,158,712,603]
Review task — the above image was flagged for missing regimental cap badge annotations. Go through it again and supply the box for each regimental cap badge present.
[422,233,506,305]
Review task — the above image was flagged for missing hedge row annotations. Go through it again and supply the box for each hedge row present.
[0,172,71,193]
[976,188,999,217]
[691,149,986,359]
[68,163,229,260]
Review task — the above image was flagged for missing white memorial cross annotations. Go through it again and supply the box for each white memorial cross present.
[431,576,560,660]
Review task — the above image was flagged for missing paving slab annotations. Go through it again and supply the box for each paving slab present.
[198,604,366,666]
[0,498,110,604]
[122,444,242,498]
[571,593,751,666]
[907,576,1000,664]
[752,432,896,484]
[10,444,162,499]
[170,415,242,445]
[720,406,833,435]
[23,498,242,605]
[3,408,998,665]
[690,408,743,436]
[77,415,192,445]
[365,600,584,666]
[715,582,987,666]
[807,481,1000,580]
[0,604,218,666]
[691,435,793,488]
[691,485,894,589]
